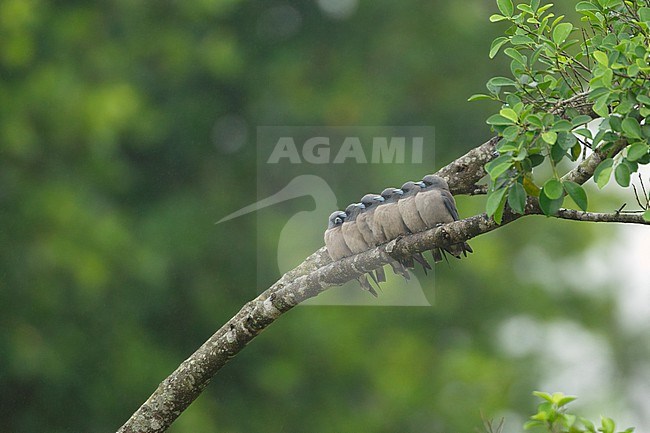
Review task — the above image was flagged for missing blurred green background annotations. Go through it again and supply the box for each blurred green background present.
[2,0,649,432]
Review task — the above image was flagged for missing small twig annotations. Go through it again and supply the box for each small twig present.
[633,183,644,209]
[640,174,649,208]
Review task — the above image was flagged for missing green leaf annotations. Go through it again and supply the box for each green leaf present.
[504,47,526,66]
[502,125,520,141]
[552,22,573,45]
[489,37,509,58]
[608,115,622,132]
[550,120,572,132]
[496,0,514,17]
[614,163,630,187]
[627,143,649,162]
[593,158,614,188]
[622,157,638,173]
[600,417,615,433]
[593,94,609,118]
[533,391,553,402]
[539,190,564,216]
[517,3,533,14]
[571,143,582,161]
[552,393,577,407]
[571,114,593,127]
[500,108,519,123]
[486,186,508,223]
[485,154,513,179]
[621,117,643,139]
[528,154,544,167]
[490,14,508,22]
[639,7,650,22]
[569,115,590,127]
[637,94,650,106]
[487,114,516,126]
[468,93,493,101]
[487,76,517,87]
[593,50,608,66]
[628,64,640,77]
[511,34,535,45]
[508,182,526,214]
[576,1,600,11]
[551,143,566,163]
[543,178,564,200]
[563,181,588,211]
[542,131,557,144]
[497,139,518,152]
[526,114,543,128]
[643,209,650,222]
[557,131,577,150]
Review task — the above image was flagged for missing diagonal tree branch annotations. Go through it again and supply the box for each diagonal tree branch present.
[118,95,632,433]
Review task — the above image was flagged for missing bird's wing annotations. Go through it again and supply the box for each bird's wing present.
[441,190,460,221]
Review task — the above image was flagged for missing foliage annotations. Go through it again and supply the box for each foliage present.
[474,0,650,222]
[524,392,634,433]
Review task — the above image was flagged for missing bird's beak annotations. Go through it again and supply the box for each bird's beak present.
[374,196,385,202]
[416,181,425,187]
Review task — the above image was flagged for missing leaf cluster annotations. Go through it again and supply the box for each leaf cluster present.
[473,0,650,222]
[523,392,634,433]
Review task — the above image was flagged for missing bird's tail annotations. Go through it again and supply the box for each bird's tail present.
[375,267,387,283]
[444,241,473,259]
[388,261,410,280]
[357,276,378,297]
[413,253,432,274]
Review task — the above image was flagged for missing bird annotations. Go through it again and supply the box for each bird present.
[324,211,378,297]
[415,174,473,258]
[398,181,444,263]
[357,194,384,246]
[342,203,372,254]
[342,202,385,286]
[373,188,409,241]
[373,187,431,274]
[356,192,410,280]
[356,194,387,282]
[398,181,427,232]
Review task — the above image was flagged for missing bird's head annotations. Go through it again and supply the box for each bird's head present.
[327,210,347,229]
[422,175,450,191]
[360,193,384,209]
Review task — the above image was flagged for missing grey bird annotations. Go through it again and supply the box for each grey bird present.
[324,210,378,297]
[415,174,473,258]
[357,194,384,246]
[343,203,385,287]
[342,203,372,254]
[398,181,444,263]
[373,188,431,274]
[357,194,387,282]
[373,188,410,241]
[398,181,427,232]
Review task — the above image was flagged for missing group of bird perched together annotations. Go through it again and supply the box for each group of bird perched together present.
[324,174,473,296]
